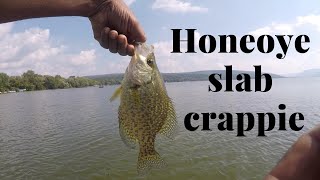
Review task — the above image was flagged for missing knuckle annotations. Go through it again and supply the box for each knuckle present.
[109,48,117,54]
[104,27,110,33]
[119,52,126,56]
[119,49,127,56]
[99,39,109,49]
[94,35,100,41]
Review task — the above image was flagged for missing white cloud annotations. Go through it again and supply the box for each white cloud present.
[0,23,97,77]
[2,13,320,77]
[0,22,13,37]
[152,0,208,13]
[70,50,96,65]
[250,23,295,35]
[296,14,320,32]
[124,0,136,6]
[250,14,320,36]
[24,46,62,62]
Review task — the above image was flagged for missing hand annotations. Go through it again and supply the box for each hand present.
[265,125,320,180]
[89,0,146,56]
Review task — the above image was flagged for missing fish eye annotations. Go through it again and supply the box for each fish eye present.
[147,58,153,66]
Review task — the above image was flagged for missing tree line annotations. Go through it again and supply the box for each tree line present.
[0,70,283,93]
[0,70,99,93]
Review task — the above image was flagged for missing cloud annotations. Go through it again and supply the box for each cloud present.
[124,0,136,6]
[0,23,97,77]
[0,22,13,37]
[2,13,320,77]
[296,14,320,32]
[0,27,63,64]
[152,0,208,13]
[250,14,320,35]
[250,23,294,35]
[70,50,96,66]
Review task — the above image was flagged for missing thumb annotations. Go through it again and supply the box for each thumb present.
[309,125,320,142]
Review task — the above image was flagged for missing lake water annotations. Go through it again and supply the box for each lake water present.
[0,78,319,180]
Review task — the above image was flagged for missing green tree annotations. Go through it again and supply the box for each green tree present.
[0,73,10,92]
[54,75,69,89]
[0,70,99,93]
[44,75,56,89]
[9,76,24,90]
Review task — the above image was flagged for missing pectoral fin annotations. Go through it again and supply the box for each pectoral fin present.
[110,86,122,102]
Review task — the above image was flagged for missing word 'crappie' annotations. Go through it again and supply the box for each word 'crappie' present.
[110,43,177,174]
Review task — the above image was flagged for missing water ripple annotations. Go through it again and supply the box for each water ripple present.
[0,79,318,179]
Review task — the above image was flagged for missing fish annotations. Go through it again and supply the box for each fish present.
[110,43,177,174]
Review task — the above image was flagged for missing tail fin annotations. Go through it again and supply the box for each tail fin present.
[137,150,166,175]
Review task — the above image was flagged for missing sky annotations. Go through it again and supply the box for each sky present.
[0,0,320,77]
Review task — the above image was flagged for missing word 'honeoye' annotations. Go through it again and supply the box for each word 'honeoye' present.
[171,29,310,59]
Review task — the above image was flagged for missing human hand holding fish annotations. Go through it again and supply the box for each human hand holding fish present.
[0,0,146,56]
[89,0,147,56]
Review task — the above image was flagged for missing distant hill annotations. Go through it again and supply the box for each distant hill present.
[86,70,284,85]
[163,70,283,82]
[288,69,320,77]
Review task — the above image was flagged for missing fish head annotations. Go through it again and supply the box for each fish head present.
[125,43,158,88]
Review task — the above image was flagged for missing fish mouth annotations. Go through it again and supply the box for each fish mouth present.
[128,77,153,89]
[130,83,141,89]
[126,65,152,88]
[126,49,153,88]
[135,43,154,57]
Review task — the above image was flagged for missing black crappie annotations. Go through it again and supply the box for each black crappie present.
[110,43,177,174]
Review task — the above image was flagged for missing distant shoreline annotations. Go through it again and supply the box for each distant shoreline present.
[3,77,320,95]
[0,70,98,94]
[0,85,99,95]
[85,70,285,86]
[0,69,296,95]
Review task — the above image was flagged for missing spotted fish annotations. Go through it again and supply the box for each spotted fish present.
[110,43,177,174]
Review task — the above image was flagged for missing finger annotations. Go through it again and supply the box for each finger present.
[127,44,135,56]
[117,34,128,56]
[100,27,111,49]
[309,125,320,142]
[89,17,104,41]
[266,127,320,180]
[109,30,118,54]
[127,19,147,43]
